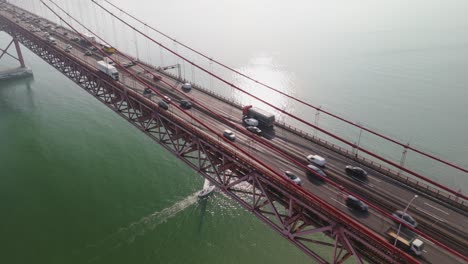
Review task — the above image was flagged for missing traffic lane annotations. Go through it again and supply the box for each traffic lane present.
[269,124,467,231]
[324,160,467,243]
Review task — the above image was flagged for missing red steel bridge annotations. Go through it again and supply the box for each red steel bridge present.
[0,1,467,263]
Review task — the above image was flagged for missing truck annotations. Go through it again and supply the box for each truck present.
[96,61,119,81]
[242,105,275,128]
[385,227,424,256]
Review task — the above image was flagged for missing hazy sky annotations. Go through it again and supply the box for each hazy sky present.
[111,0,468,33]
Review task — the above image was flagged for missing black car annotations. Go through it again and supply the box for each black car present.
[84,50,93,56]
[392,210,418,228]
[158,100,169,110]
[345,165,368,179]
[180,100,192,110]
[246,126,261,135]
[345,196,369,212]
[306,164,327,179]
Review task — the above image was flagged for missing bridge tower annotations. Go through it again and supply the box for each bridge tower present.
[0,35,33,80]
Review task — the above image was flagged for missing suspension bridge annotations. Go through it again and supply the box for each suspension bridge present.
[0,1,467,263]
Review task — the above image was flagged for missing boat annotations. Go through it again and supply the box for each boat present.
[198,178,216,198]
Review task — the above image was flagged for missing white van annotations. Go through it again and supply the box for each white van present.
[306,154,326,167]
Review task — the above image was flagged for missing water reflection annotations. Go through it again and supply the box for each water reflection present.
[234,54,294,120]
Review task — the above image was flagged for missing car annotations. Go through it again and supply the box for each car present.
[162,95,171,104]
[181,82,192,92]
[284,171,302,185]
[306,154,326,167]
[180,100,192,110]
[65,44,72,50]
[158,100,169,110]
[345,165,368,179]
[243,118,259,127]
[143,88,152,95]
[84,50,93,56]
[223,130,235,141]
[306,164,327,179]
[153,75,162,81]
[246,126,262,135]
[345,196,369,212]
[392,210,418,228]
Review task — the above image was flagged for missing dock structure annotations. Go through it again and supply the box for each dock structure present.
[0,35,32,80]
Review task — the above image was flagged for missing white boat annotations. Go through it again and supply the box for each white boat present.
[198,178,215,198]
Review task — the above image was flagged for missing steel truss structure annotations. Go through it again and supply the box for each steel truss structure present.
[0,12,419,264]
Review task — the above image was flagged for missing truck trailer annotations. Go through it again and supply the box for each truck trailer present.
[385,227,424,256]
[242,105,275,127]
[96,61,119,81]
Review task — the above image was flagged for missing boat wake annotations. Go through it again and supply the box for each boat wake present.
[82,192,199,262]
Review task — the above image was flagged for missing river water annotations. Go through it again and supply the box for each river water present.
[1,0,467,263]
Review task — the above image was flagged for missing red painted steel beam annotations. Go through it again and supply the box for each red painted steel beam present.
[0,39,16,61]
[101,0,468,176]
[13,37,25,67]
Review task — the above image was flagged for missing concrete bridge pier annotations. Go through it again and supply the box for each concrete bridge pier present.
[0,36,32,80]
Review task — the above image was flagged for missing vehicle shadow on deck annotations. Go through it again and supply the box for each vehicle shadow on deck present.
[347,209,371,219]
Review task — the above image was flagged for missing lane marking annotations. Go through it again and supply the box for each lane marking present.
[420,238,434,245]
[424,202,450,215]
[323,185,336,193]
[369,176,382,183]
[331,198,346,207]
[415,207,446,223]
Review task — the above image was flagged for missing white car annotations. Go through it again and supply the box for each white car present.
[306,154,326,167]
[243,118,259,127]
[223,130,236,141]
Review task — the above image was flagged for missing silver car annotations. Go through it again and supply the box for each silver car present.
[284,171,302,185]
[306,164,327,179]
[243,118,259,127]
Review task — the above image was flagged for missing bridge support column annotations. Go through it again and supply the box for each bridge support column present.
[0,35,32,80]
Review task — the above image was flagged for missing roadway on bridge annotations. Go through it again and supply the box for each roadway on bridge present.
[2,7,466,263]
